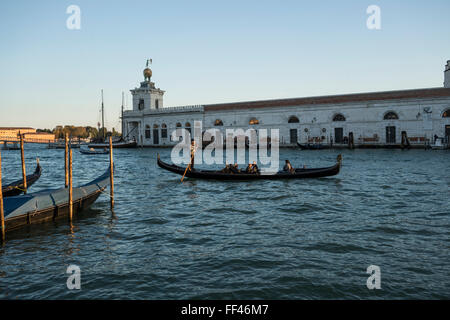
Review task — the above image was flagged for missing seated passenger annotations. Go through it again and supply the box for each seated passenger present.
[252,161,260,174]
[221,162,232,173]
[230,163,240,173]
[245,163,253,173]
[283,160,295,173]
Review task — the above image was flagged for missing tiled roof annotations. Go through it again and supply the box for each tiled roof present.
[0,127,34,130]
[204,87,450,111]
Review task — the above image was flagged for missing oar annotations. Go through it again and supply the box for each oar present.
[181,153,195,182]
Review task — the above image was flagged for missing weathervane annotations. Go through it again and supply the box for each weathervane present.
[146,58,152,67]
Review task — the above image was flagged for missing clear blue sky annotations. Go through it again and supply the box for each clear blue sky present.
[1,0,449,130]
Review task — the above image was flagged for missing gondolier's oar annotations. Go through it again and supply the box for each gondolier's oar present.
[181,153,194,182]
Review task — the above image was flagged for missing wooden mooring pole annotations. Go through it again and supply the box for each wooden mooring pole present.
[109,136,114,208]
[65,134,69,188]
[0,151,5,241]
[20,133,27,194]
[69,148,73,221]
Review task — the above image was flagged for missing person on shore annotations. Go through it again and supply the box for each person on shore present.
[283,160,295,173]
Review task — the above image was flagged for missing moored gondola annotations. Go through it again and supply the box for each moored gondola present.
[2,159,42,197]
[88,140,137,149]
[157,154,342,180]
[297,142,330,150]
[80,148,109,155]
[3,165,110,232]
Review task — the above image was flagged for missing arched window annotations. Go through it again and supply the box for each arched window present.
[176,122,182,128]
[288,116,299,123]
[145,125,151,139]
[333,114,346,122]
[249,118,259,125]
[214,119,223,126]
[153,124,159,129]
[442,109,450,118]
[185,122,191,134]
[161,123,168,138]
[384,112,399,120]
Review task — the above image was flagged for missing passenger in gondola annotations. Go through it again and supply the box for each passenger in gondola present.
[245,163,253,173]
[230,163,240,174]
[252,161,260,174]
[221,162,231,173]
[283,160,295,173]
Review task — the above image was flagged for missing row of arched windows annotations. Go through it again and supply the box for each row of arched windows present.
[210,112,397,126]
[144,109,450,139]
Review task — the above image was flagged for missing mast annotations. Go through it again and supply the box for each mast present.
[121,92,124,139]
[101,89,105,140]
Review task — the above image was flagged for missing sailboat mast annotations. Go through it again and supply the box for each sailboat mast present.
[101,89,105,140]
[121,92,124,138]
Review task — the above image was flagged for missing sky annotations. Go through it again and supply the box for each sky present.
[0,0,449,130]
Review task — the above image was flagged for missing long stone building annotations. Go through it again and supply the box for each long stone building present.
[123,61,450,147]
[0,127,55,143]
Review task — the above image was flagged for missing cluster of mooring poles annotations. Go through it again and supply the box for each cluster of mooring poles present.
[0,133,114,242]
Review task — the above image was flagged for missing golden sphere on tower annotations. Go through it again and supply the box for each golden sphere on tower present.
[143,67,152,80]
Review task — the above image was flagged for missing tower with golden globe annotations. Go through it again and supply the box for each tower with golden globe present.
[130,59,165,114]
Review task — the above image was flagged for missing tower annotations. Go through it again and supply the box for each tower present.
[131,59,165,111]
[445,60,450,88]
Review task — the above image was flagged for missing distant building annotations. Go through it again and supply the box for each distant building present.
[0,127,55,143]
[123,60,450,147]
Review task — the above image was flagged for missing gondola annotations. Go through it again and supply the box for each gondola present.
[88,140,137,149]
[2,159,42,197]
[157,154,342,180]
[2,165,110,232]
[48,142,81,149]
[297,142,330,150]
[80,148,109,155]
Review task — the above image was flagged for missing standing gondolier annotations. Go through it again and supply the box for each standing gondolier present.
[189,139,198,170]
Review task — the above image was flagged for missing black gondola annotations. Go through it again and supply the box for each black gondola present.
[3,165,110,232]
[88,140,137,149]
[80,148,109,155]
[157,154,342,180]
[297,142,330,150]
[2,159,42,197]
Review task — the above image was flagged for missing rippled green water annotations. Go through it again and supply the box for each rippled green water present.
[0,145,449,299]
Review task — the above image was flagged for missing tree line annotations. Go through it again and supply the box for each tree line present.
[37,126,121,140]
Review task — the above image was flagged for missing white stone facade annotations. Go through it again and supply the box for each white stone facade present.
[123,65,450,147]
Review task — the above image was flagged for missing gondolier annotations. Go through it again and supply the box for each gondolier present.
[189,139,198,170]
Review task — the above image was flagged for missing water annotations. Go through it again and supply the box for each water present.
[0,145,449,299]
